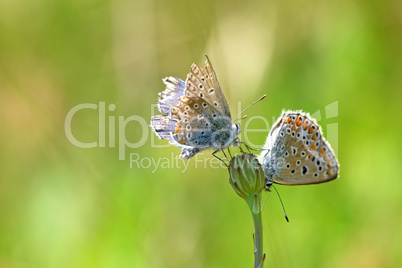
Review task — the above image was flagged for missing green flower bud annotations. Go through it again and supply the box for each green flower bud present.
[228,153,266,214]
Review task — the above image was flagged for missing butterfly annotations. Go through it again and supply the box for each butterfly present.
[259,111,339,189]
[151,56,240,159]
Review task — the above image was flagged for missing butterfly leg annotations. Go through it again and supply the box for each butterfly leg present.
[221,149,230,163]
[234,138,245,153]
[235,138,261,152]
[212,150,228,167]
[244,142,263,151]
[227,148,233,159]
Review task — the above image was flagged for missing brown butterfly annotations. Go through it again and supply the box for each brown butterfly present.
[151,56,240,159]
[259,111,339,188]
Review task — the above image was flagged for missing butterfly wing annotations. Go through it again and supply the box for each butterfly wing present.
[171,56,237,154]
[261,111,339,185]
[185,55,232,118]
[151,77,186,145]
[151,56,237,159]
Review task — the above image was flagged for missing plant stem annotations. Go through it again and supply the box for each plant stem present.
[247,193,265,268]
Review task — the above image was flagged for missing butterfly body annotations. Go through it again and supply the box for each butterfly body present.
[151,56,240,159]
[259,111,339,188]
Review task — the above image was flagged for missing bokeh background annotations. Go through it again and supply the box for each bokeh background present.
[1,0,401,267]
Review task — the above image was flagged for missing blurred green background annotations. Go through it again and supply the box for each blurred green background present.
[1,0,401,267]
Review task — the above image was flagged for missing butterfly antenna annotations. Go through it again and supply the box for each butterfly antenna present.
[234,115,247,122]
[261,190,270,211]
[234,94,267,121]
[272,185,289,222]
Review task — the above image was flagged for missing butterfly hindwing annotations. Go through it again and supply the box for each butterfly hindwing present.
[260,111,339,186]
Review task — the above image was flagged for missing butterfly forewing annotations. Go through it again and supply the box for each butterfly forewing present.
[186,56,232,118]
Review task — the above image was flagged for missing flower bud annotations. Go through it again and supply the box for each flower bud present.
[228,153,265,213]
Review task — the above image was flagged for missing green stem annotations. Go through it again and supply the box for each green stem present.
[252,210,263,267]
[247,194,265,268]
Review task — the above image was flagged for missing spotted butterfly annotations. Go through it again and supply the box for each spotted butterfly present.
[259,111,339,188]
[151,56,240,159]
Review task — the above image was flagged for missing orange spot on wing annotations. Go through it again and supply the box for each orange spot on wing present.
[175,126,181,132]
[312,133,317,140]
[310,144,316,150]
[296,118,301,126]
[320,147,324,155]
[284,118,289,123]
[324,154,330,162]
[303,121,308,130]
[309,125,314,134]
[326,170,332,176]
